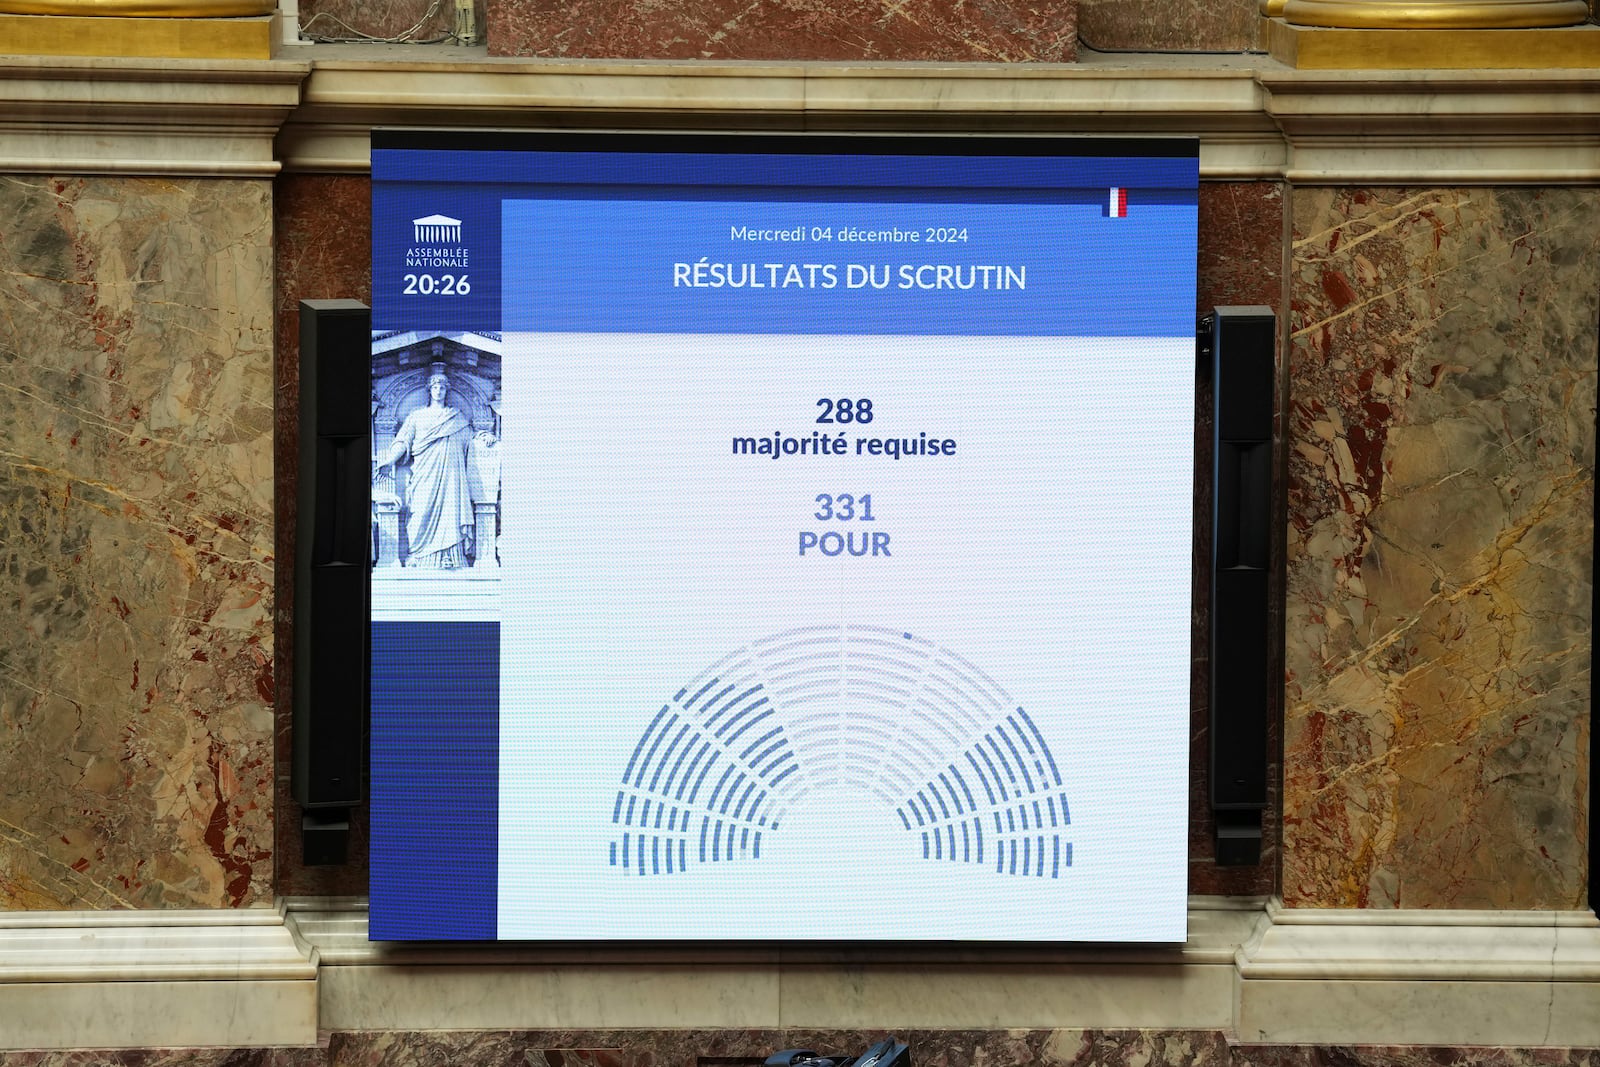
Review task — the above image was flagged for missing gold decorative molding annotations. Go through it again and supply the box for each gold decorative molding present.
[1264,17,1600,65]
[0,0,271,14]
[0,0,277,60]
[0,10,276,56]
[1281,0,1589,25]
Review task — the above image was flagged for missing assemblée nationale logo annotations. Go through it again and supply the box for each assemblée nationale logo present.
[407,214,469,268]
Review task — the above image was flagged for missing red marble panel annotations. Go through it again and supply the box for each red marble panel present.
[1189,181,1286,898]
[1283,187,1597,909]
[487,0,1076,61]
[273,174,373,898]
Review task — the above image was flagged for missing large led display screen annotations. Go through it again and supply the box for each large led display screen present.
[368,133,1197,941]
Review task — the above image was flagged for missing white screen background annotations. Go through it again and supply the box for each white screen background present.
[494,332,1192,941]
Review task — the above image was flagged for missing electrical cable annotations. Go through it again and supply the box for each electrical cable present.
[299,0,461,44]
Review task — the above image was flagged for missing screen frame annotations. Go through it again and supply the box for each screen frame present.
[366,129,1203,946]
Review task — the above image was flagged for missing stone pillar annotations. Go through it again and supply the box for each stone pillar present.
[472,501,498,569]
[0,176,279,912]
[1234,183,1600,1046]
[0,51,317,1047]
[1282,186,1596,914]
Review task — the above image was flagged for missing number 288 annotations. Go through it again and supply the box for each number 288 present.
[815,398,873,424]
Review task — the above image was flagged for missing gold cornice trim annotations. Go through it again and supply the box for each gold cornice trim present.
[0,0,271,13]
[0,9,276,56]
[1282,0,1589,25]
[1264,17,1600,64]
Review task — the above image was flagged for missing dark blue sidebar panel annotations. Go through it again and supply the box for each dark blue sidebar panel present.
[370,621,499,940]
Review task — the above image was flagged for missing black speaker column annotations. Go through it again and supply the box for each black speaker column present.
[1206,306,1275,866]
[293,300,372,866]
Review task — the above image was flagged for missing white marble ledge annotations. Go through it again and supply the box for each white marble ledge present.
[282,894,1268,967]
[0,64,302,126]
[0,54,306,104]
[1280,139,1600,185]
[0,54,308,175]
[287,57,1275,139]
[0,908,317,983]
[1261,70,1600,126]
[1258,68,1600,182]
[294,57,1275,120]
[0,906,290,928]
[280,54,1600,183]
[3,49,1596,183]
[297,896,1265,1031]
[280,58,1284,176]
[1239,904,1600,982]
[1266,903,1600,926]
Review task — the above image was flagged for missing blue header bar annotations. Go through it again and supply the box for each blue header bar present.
[370,137,1198,335]
[502,198,1196,336]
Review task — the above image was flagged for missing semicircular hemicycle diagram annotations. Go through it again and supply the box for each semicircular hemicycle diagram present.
[608,624,1072,880]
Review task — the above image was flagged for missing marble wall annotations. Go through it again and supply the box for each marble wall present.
[10,170,1587,920]
[3,1029,1600,1066]
[268,177,1286,899]
[1283,187,1598,909]
[486,0,1077,60]
[290,0,1271,58]
[1076,0,1258,53]
[1192,181,1287,897]
[273,175,371,899]
[0,177,276,909]
[296,0,486,44]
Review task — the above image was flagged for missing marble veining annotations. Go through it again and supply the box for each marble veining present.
[267,178,1289,898]
[1283,187,1597,909]
[1191,181,1286,899]
[486,0,1076,61]
[0,176,275,909]
[272,174,371,899]
[1076,0,1257,52]
[295,0,484,44]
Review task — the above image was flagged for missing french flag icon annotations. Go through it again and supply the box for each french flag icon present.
[1105,187,1128,218]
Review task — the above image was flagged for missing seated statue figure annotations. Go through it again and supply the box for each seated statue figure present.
[376,372,475,569]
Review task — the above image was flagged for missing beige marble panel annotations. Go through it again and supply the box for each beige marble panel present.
[1237,978,1600,1047]
[0,980,316,1050]
[1283,187,1598,909]
[776,964,1236,1030]
[0,176,275,909]
[318,965,781,1030]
